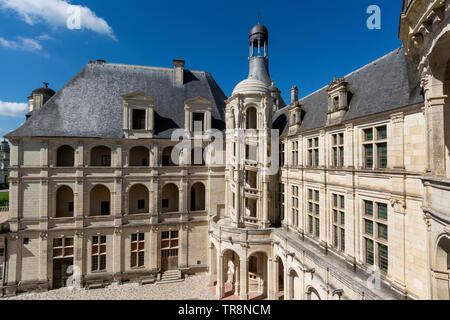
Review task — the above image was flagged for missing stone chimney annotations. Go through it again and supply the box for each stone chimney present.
[291,85,298,104]
[173,59,185,85]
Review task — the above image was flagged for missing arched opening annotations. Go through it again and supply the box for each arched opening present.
[435,236,450,299]
[222,249,241,298]
[128,184,149,215]
[306,286,321,300]
[246,107,257,129]
[191,147,205,166]
[161,183,179,213]
[190,182,205,211]
[129,146,149,167]
[56,145,75,167]
[55,186,74,218]
[90,146,111,167]
[162,146,177,166]
[288,269,300,300]
[248,251,268,299]
[89,185,111,216]
[276,256,284,300]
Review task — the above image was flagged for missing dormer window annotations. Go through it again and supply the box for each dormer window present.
[327,77,349,125]
[123,92,155,139]
[184,96,212,133]
[132,109,146,130]
[288,101,302,135]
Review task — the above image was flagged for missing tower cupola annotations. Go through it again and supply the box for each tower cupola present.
[248,24,271,85]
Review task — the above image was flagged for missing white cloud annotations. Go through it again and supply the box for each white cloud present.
[0,100,28,117]
[0,36,42,51]
[0,0,116,40]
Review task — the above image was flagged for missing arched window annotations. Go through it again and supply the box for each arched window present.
[246,107,257,129]
[306,286,321,300]
[128,184,149,214]
[55,186,74,218]
[190,182,206,211]
[162,147,177,166]
[276,256,284,300]
[129,146,149,167]
[90,146,112,167]
[56,145,75,167]
[161,183,179,213]
[435,236,450,299]
[89,185,111,216]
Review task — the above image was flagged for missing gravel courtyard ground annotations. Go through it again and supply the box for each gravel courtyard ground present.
[2,273,218,300]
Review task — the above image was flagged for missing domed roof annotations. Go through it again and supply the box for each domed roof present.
[250,24,268,36]
[232,78,269,95]
[31,82,55,96]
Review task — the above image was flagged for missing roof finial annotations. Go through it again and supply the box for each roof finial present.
[43,81,49,88]
[257,12,261,24]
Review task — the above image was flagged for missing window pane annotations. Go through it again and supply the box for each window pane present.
[308,216,313,234]
[378,223,388,240]
[340,211,345,225]
[340,228,345,251]
[377,126,387,140]
[379,244,388,272]
[100,255,106,270]
[333,210,338,223]
[365,220,373,235]
[333,194,338,208]
[378,203,387,220]
[364,128,373,141]
[333,226,338,247]
[340,195,345,209]
[365,201,373,216]
[365,145,373,168]
[378,143,387,168]
[315,218,320,237]
[308,189,313,200]
[92,256,98,271]
[366,238,374,265]
[315,190,319,202]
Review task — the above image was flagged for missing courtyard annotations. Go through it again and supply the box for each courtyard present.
[2,273,217,300]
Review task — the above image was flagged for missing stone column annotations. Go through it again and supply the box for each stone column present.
[208,244,216,286]
[268,257,276,300]
[149,227,159,272]
[38,232,49,286]
[235,260,240,295]
[179,225,189,269]
[319,186,327,249]
[74,179,84,228]
[113,177,123,220]
[390,112,405,169]
[345,124,354,168]
[180,178,189,221]
[389,199,407,296]
[113,228,122,282]
[239,258,248,300]
[345,191,356,264]
[216,254,224,298]
[74,231,84,282]
[423,75,447,176]
[150,177,158,224]
[6,234,19,294]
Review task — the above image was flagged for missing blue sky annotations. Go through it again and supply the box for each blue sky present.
[0,0,403,138]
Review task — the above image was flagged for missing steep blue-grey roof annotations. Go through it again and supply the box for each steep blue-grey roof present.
[7,62,227,139]
[272,47,424,136]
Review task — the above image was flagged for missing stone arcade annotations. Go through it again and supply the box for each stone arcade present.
[0,1,449,300]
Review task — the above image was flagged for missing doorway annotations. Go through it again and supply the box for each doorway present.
[52,258,74,289]
[161,231,179,271]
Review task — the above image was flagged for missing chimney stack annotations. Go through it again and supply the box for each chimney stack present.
[291,85,298,104]
[173,59,185,85]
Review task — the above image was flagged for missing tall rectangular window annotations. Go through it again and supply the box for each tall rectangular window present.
[363,200,388,273]
[291,141,298,166]
[192,113,205,132]
[280,143,285,167]
[363,125,387,169]
[92,235,107,272]
[331,193,345,252]
[331,133,344,168]
[132,109,146,130]
[131,233,145,268]
[292,185,299,228]
[307,138,319,167]
[307,188,320,238]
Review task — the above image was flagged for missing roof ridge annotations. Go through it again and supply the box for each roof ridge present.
[90,62,207,74]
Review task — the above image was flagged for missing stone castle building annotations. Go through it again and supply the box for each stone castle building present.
[0,0,449,300]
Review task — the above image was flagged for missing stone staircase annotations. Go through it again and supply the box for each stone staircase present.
[157,270,183,285]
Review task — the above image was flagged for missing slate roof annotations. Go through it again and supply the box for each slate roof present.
[272,47,424,136]
[7,62,227,139]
